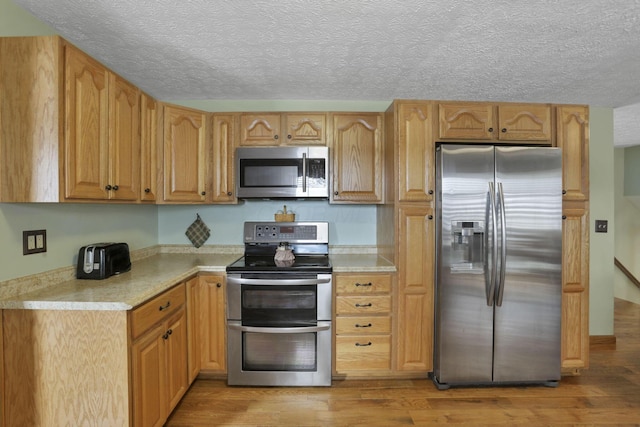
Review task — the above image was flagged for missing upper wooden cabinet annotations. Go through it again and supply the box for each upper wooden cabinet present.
[239,113,326,146]
[0,36,145,203]
[396,102,435,203]
[161,104,209,203]
[211,114,238,203]
[331,113,384,203]
[438,102,551,143]
[64,44,140,201]
[140,93,159,202]
[556,105,589,201]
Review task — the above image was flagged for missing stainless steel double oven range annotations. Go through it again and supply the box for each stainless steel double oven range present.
[226,221,332,386]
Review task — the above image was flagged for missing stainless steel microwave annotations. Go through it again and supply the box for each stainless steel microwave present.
[235,146,329,199]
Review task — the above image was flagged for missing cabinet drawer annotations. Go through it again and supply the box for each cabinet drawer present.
[335,274,391,295]
[336,295,391,315]
[335,335,391,371]
[131,283,186,339]
[335,316,391,335]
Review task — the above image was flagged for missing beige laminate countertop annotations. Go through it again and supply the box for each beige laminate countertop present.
[0,251,395,311]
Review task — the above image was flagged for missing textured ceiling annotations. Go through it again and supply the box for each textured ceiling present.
[11,0,640,144]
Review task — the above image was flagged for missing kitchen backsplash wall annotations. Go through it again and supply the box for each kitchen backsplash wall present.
[158,200,377,246]
[0,203,158,282]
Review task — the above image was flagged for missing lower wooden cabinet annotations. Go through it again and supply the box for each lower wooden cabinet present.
[197,274,227,373]
[334,273,392,375]
[396,204,435,372]
[561,204,590,372]
[130,282,189,427]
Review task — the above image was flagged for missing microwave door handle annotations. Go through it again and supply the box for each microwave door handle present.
[227,276,331,286]
[228,324,331,334]
[302,152,307,193]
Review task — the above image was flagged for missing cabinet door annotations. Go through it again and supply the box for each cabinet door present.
[165,308,189,412]
[131,323,167,427]
[331,113,383,203]
[398,102,435,202]
[561,205,590,372]
[239,113,281,146]
[438,103,494,140]
[109,74,140,200]
[163,104,208,202]
[198,275,227,372]
[64,43,109,200]
[185,277,200,384]
[212,114,237,203]
[284,113,326,145]
[396,205,434,371]
[557,105,589,202]
[140,93,158,201]
[497,104,551,142]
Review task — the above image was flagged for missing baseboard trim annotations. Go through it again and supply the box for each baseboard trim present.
[590,335,616,349]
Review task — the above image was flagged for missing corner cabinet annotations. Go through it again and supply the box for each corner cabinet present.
[161,104,210,203]
[140,93,159,201]
[0,36,145,203]
[64,43,141,201]
[211,114,238,203]
[330,113,384,203]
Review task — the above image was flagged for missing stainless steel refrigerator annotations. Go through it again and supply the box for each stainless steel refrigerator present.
[433,144,562,389]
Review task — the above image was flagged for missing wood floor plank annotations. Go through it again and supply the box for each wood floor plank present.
[166,298,640,426]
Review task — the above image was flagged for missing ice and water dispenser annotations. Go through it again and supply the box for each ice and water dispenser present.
[450,221,485,273]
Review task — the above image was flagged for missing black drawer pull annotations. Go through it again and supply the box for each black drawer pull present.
[355,282,372,287]
[355,303,372,308]
[355,342,372,347]
[355,323,372,328]
[159,301,171,311]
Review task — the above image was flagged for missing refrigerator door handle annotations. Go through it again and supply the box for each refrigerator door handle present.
[487,182,498,306]
[496,181,507,307]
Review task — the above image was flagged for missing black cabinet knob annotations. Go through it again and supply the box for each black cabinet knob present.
[144,188,151,193]
[562,190,567,195]
[274,135,279,140]
[501,128,507,133]
[105,185,112,191]
[488,127,494,132]
[227,191,232,196]
[216,283,222,288]
[112,185,119,191]
[287,134,292,139]
[428,215,433,220]
[428,189,434,195]
[201,191,206,196]
[562,215,567,220]
[334,191,339,196]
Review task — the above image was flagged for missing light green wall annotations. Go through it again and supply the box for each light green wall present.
[0,0,54,34]
[614,147,640,303]
[588,107,615,335]
[623,145,640,196]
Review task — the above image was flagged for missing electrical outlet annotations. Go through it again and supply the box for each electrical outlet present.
[595,220,608,233]
[23,229,47,255]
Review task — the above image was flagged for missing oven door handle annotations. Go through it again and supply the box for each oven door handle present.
[226,276,331,286]
[228,324,331,334]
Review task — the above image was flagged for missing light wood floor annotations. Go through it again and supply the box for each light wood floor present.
[166,299,640,426]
